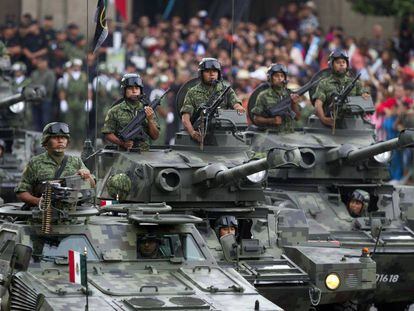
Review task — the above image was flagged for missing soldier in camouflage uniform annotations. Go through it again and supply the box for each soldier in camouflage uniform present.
[251,64,300,133]
[181,58,245,143]
[101,73,159,151]
[313,49,370,127]
[15,122,95,208]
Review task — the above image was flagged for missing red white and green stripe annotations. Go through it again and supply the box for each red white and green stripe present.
[68,250,87,286]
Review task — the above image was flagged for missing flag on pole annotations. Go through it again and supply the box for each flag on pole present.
[92,0,108,54]
[69,250,87,286]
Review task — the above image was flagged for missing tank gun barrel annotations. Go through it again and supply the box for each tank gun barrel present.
[0,85,46,109]
[327,129,414,164]
[193,147,303,187]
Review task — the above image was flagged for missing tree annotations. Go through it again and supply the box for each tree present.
[348,0,414,17]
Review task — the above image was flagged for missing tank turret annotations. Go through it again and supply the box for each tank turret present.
[326,129,414,164]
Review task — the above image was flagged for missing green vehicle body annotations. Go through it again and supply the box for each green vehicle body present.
[0,176,280,310]
[247,92,414,309]
[95,95,378,310]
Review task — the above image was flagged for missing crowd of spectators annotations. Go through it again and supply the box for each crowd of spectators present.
[0,2,413,182]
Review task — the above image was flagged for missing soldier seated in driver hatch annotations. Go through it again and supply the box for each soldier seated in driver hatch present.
[137,234,165,259]
[347,189,370,218]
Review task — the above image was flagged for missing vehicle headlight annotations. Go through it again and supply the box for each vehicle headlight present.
[325,273,340,290]
[9,102,25,113]
[374,151,391,163]
[246,170,267,183]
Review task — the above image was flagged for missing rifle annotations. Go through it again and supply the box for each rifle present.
[265,77,321,119]
[191,83,231,150]
[118,88,171,142]
[328,73,362,134]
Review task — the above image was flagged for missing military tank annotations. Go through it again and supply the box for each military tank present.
[94,80,378,310]
[0,85,45,202]
[247,86,414,309]
[0,175,280,310]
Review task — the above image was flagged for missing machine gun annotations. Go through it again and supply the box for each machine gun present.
[265,78,321,119]
[118,88,171,142]
[191,83,231,149]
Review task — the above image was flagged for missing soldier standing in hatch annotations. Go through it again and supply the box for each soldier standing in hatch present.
[101,73,159,151]
[15,122,95,208]
[180,58,245,143]
[251,64,300,133]
[313,49,370,127]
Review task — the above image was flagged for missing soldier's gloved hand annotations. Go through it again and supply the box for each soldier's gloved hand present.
[144,106,155,120]
[274,116,282,125]
[233,103,246,115]
[77,169,92,180]
[60,100,68,112]
[190,130,202,143]
[122,140,134,150]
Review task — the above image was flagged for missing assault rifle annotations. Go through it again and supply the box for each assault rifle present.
[328,73,362,134]
[118,88,171,142]
[191,83,231,150]
[265,77,321,119]
[328,73,362,118]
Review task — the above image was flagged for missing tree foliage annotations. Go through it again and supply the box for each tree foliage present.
[348,0,414,17]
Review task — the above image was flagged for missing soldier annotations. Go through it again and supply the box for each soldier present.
[137,234,163,259]
[347,189,370,218]
[15,122,95,208]
[58,58,88,147]
[101,73,159,151]
[181,58,245,143]
[313,49,370,127]
[214,215,238,238]
[251,64,300,132]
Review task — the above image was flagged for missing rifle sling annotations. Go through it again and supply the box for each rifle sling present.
[54,155,69,179]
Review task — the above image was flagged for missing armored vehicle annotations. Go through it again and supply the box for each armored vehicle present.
[247,84,414,309]
[0,85,45,202]
[0,175,280,310]
[94,85,377,311]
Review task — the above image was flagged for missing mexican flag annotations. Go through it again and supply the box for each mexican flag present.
[68,250,87,286]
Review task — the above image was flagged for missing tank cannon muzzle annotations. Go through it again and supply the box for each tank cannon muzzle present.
[0,85,46,109]
[193,147,303,187]
[326,129,414,164]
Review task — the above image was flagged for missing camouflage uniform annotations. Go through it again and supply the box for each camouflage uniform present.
[59,72,88,146]
[101,99,160,151]
[251,86,294,133]
[312,73,367,115]
[180,82,241,118]
[15,152,89,197]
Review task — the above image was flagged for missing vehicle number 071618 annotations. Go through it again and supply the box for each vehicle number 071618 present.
[376,274,399,283]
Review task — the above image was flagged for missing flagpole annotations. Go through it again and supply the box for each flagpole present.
[84,247,89,311]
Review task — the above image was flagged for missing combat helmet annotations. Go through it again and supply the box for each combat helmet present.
[120,73,144,95]
[41,122,70,146]
[350,189,370,210]
[198,57,222,80]
[214,215,238,237]
[267,63,288,83]
[328,48,349,69]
